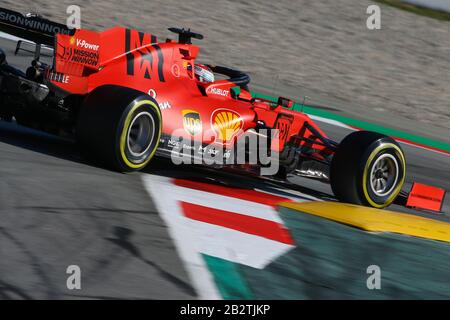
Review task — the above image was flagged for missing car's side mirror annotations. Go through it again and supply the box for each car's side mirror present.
[277,97,294,109]
[231,86,252,101]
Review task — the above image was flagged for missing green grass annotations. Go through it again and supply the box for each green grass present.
[375,0,450,21]
[252,91,450,153]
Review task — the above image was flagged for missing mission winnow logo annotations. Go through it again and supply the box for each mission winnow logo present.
[0,9,72,35]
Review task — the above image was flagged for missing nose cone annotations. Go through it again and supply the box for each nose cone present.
[0,48,6,65]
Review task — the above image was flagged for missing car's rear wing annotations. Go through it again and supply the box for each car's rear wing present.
[0,7,74,47]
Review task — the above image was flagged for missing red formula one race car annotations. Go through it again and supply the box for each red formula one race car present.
[0,8,406,208]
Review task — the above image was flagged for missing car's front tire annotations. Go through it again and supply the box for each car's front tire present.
[77,85,162,172]
[330,131,406,208]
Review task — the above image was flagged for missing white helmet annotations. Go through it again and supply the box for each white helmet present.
[193,64,215,83]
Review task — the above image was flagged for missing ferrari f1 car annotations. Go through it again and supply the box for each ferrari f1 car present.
[0,8,406,209]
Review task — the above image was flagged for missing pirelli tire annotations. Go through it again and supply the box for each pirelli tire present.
[77,85,162,172]
[330,131,406,209]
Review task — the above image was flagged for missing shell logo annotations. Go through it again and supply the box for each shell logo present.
[211,109,243,144]
[69,37,76,45]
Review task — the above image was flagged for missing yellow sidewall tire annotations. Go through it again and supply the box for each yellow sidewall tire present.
[330,131,406,209]
[362,143,406,208]
[118,100,162,171]
[77,85,162,173]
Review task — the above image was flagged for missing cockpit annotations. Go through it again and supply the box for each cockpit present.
[168,27,252,100]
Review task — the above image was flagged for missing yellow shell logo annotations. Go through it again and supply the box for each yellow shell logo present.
[70,37,76,45]
[212,109,243,144]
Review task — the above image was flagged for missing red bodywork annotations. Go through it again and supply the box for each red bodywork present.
[406,183,446,213]
[49,27,330,157]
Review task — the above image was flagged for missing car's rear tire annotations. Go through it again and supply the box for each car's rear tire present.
[330,131,406,208]
[77,85,162,172]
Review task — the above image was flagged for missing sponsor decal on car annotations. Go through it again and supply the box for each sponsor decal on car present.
[70,48,99,66]
[159,101,172,110]
[147,89,170,110]
[62,44,99,66]
[273,116,292,145]
[0,10,72,35]
[124,29,165,82]
[183,110,202,136]
[197,145,232,159]
[70,37,100,51]
[168,139,180,148]
[208,87,229,97]
[47,72,70,84]
[211,109,243,145]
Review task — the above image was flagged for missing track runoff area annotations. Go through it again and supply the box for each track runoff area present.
[1,32,450,301]
[141,96,450,299]
[142,168,450,300]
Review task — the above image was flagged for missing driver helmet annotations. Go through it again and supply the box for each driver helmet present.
[192,64,215,83]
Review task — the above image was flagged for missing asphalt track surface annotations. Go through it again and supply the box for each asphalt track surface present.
[0,37,449,299]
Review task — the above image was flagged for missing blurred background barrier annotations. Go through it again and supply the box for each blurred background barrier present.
[1,0,449,135]
[403,0,450,13]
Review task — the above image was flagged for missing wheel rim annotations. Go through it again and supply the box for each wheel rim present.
[126,111,155,158]
[369,153,399,197]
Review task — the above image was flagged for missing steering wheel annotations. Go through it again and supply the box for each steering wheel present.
[168,27,204,44]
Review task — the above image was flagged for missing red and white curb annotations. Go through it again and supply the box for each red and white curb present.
[142,174,318,299]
